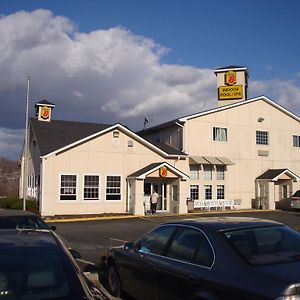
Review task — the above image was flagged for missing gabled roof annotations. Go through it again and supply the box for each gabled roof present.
[256,169,300,182]
[139,96,300,135]
[30,118,187,158]
[128,162,189,180]
[30,118,112,156]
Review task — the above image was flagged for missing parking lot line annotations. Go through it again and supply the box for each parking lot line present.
[109,238,129,243]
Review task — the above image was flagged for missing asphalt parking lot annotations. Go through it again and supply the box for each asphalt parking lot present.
[47,210,300,299]
[49,209,300,267]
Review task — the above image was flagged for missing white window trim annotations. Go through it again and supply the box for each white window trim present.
[105,174,122,202]
[82,174,101,202]
[58,173,79,203]
[216,185,225,200]
[212,126,228,142]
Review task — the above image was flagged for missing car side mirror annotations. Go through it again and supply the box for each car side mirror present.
[69,249,81,259]
[124,242,134,251]
[50,225,56,231]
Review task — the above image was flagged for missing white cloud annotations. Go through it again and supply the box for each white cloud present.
[0,128,24,160]
[0,9,299,160]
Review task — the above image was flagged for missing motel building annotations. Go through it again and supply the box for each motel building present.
[20,66,300,217]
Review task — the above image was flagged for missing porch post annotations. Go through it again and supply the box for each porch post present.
[268,182,276,210]
[134,179,145,215]
[178,179,189,214]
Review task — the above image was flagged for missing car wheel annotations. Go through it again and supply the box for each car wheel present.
[107,261,122,297]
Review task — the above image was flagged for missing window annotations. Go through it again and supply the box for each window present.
[137,225,176,255]
[84,175,99,200]
[217,185,225,200]
[204,185,212,200]
[293,135,300,147]
[213,127,227,142]
[216,165,225,180]
[106,176,121,200]
[60,175,77,200]
[190,185,199,200]
[256,131,268,145]
[166,228,214,267]
[203,165,212,180]
[189,165,199,180]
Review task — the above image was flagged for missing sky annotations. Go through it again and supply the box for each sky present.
[0,0,300,160]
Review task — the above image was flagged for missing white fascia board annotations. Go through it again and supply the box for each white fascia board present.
[214,67,248,73]
[41,123,185,159]
[273,170,300,182]
[179,96,300,123]
[137,162,189,180]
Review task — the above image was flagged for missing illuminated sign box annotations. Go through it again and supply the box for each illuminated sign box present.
[218,85,243,100]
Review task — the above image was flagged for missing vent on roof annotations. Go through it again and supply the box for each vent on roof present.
[128,140,134,147]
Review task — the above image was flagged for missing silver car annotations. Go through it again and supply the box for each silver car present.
[291,190,300,210]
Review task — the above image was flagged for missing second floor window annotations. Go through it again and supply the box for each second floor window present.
[213,127,227,142]
[293,135,300,148]
[189,165,199,180]
[203,165,212,180]
[256,130,269,145]
[216,166,225,180]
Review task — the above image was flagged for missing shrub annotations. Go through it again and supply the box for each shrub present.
[0,197,38,210]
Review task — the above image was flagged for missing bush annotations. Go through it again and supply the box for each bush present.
[0,197,38,210]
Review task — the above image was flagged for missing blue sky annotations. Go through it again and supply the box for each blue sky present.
[0,0,300,159]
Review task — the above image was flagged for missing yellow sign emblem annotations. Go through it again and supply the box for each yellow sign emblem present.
[159,166,168,177]
[40,106,50,120]
[218,85,243,100]
[225,71,236,86]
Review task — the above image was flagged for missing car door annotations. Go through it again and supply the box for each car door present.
[122,225,177,300]
[155,226,214,300]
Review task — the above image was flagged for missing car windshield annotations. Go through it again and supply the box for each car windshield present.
[0,216,49,230]
[0,245,72,299]
[224,225,300,266]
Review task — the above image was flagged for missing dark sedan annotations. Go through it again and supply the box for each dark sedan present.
[0,229,112,300]
[106,217,300,300]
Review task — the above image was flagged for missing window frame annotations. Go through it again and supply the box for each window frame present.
[165,225,215,269]
[83,174,100,201]
[204,185,212,200]
[190,185,199,200]
[256,130,269,145]
[212,127,228,142]
[293,135,300,148]
[216,185,225,200]
[216,165,225,180]
[189,165,199,180]
[105,175,122,201]
[59,174,78,201]
[203,165,212,180]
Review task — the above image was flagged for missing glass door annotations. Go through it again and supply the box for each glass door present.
[152,183,167,211]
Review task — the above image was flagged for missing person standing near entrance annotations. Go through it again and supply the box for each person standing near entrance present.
[151,190,159,214]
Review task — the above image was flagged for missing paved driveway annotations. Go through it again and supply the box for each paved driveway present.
[50,210,300,266]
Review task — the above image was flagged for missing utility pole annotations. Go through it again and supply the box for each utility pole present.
[22,76,30,211]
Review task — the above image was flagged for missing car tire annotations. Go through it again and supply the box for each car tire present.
[107,261,122,297]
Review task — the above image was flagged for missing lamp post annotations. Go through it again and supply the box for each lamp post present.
[22,76,30,211]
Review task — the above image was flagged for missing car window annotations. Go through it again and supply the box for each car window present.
[136,225,176,255]
[0,216,49,230]
[0,246,73,299]
[225,226,300,266]
[166,227,214,267]
[293,190,300,197]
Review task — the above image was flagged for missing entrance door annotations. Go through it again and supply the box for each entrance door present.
[152,183,167,211]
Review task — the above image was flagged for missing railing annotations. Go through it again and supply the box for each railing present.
[193,199,240,211]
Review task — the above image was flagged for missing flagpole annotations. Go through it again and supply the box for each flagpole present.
[23,76,30,211]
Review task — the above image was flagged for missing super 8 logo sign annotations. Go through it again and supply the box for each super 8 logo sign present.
[159,166,168,177]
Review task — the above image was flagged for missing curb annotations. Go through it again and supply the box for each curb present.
[45,209,273,224]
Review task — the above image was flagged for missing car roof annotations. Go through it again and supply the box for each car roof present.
[0,209,37,217]
[164,217,283,232]
[0,229,57,247]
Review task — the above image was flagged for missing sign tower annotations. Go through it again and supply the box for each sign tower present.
[214,66,249,107]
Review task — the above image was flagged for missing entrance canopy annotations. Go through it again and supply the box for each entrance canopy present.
[256,169,300,182]
[128,162,189,180]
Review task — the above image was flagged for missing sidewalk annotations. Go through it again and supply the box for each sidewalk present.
[44,208,270,223]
